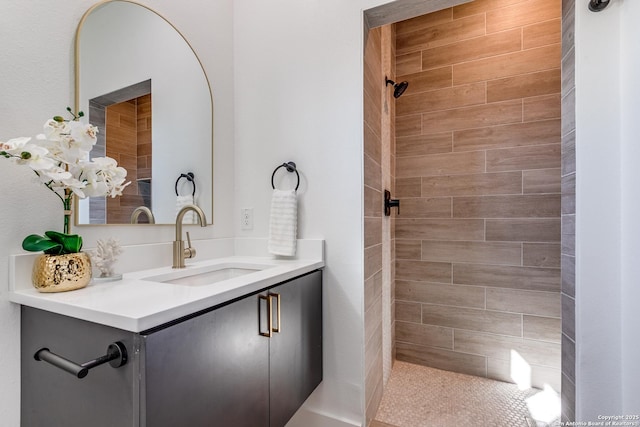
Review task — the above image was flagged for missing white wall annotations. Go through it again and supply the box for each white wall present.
[575,1,622,418]
[575,0,640,419]
[0,0,234,424]
[233,1,390,423]
[620,0,640,414]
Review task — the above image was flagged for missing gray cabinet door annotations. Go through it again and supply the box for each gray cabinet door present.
[142,294,270,427]
[269,270,323,427]
[21,307,137,427]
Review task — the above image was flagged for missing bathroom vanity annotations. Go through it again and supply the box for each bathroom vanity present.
[12,246,324,427]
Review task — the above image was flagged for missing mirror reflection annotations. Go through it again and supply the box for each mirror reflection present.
[75,0,213,225]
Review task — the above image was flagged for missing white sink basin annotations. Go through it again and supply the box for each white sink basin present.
[143,262,275,287]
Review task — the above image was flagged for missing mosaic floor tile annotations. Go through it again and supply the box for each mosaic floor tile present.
[374,361,560,427]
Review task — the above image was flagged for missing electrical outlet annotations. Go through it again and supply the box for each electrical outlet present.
[241,208,253,230]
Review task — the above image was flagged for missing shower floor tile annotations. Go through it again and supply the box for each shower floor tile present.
[373,361,560,427]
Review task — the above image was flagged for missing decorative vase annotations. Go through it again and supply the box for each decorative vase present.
[32,252,92,293]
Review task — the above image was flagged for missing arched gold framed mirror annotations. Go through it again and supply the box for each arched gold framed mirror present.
[75,0,213,225]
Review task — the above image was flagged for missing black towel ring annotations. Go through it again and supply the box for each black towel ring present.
[271,162,300,191]
[175,172,196,196]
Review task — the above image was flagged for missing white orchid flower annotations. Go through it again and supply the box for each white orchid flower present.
[39,167,73,182]
[61,176,88,199]
[82,157,130,198]
[35,134,69,163]
[2,113,130,214]
[2,111,132,240]
[68,120,98,151]
[90,156,118,168]
[0,137,59,172]
[1,136,33,154]
[83,180,109,198]
[42,118,68,141]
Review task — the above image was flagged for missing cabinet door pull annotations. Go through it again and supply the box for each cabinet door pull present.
[269,293,281,333]
[259,294,273,337]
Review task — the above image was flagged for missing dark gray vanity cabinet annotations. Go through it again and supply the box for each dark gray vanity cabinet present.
[21,270,322,427]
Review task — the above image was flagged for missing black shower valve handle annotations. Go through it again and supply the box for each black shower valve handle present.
[384,190,400,216]
[387,198,400,215]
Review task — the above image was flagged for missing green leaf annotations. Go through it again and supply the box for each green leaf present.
[22,234,62,254]
[44,231,66,244]
[23,232,83,254]
[63,235,83,253]
[44,231,83,254]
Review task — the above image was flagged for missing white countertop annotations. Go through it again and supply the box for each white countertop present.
[9,239,324,333]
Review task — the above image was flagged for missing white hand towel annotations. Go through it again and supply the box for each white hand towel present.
[268,189,297,256]
[176,195,198,224]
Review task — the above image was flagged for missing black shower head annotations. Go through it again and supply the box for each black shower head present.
[385,77,409,98]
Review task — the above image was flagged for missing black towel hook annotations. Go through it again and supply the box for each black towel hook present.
[271,161,300,191]
[175,172,196,196]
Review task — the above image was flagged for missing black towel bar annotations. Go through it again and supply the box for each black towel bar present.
[34,341,128,379]
[271,161,300,191]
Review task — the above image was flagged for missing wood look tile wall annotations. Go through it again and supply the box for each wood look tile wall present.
[106,100,140,224]
[105,95,152,224]
[393,0,562,391]
[137,94,152,180]
[363,28,383,426]
[364,25,396,426]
